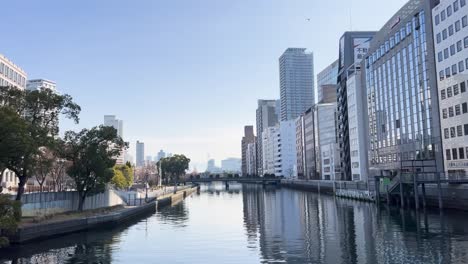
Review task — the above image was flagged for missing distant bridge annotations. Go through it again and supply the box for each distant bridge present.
[180,178,281,185]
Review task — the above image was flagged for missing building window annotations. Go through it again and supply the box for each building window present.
[352,162,359,168]
[463,16,468,27]
[440,70,445,80]
[465,124,468,135]
[460,61,465,72]
[465,37,468,48]
[452,64,458,75]
[449,24,454,36]
[442,10,447,21]
[451,127,456,137]
[443,108,448,118]
[443,29,448,40]
[444,48,449,59]
[435,14,440,25]
[463,102,467,113]
[450,44,456,56]
[461,81,466,92]
[449,106,455,117]
[454,84,460,95]
[456,20,461,32]
[455,0,460,11]
[460,148,466,159]
[448,5,453,16]
[453,148,458,160]
[462,0,466,7]
[441,89,446,100]
[446,149,452,160]
[446,67,451,78]
[456,105,461,115]
[457,125,463,136]
[438,51,443,62]
[448,87,453,97]
[458,40,463,52]
[444,128,450,139]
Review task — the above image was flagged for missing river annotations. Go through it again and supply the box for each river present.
[1,182,468,264]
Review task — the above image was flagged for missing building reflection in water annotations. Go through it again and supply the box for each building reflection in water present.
[241,184,468,264]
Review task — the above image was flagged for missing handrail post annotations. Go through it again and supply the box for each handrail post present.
[413,173,419,210]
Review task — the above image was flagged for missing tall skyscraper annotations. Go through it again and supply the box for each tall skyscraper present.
[136,140,145,167]
[241,125,256,176]
[337,31,375,181]
[256,100,279,176]
[156,150,166,162]
[0,53,27,89]
[432,0,467,176]
[26,79,57,92]
[317,60,339,103]
[104,115,123,139]
[279,48,315,121]
[364,0,442,180]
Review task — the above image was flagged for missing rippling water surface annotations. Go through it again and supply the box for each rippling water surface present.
[2,183,468,264]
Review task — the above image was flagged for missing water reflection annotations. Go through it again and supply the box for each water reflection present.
[1,184,468,263]
[241,184,468,264]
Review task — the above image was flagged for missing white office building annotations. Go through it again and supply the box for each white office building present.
[0,54,27,89]
[316,103,341,181]
[104,115,124,165]
[346,71,369,181]
[26,79,56,92]
[221,158,242,173]
[262,127,279,176]
[433,0,468,176]
[246,142,257,176]
[279,48,315,121]
[276,121,298,178]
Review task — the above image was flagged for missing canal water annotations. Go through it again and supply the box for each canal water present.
[1,182,468,264]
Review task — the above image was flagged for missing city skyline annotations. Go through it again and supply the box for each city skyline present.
[1,0,408,170]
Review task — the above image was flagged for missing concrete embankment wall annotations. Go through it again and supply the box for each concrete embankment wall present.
[18,190,125,217]
[157,186,199,209]
[281,179,374,201]
[10,202,156,244]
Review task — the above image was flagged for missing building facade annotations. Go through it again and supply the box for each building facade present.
[256,100,279,176]
[241,126,256,176]
[0,54,27,89]
[26,79,57,92]
[364,0,443,177]
[279,48,315,121]
[433,0,468,176]
[317,60,339,103]
[276,121,298,178]
[136,141,145,167]
[262,127,279,176]
[104,115,124,165]
[316,103,341,181]
[337,31,376,181]
[246,142,257,176]
[221,158,242,173]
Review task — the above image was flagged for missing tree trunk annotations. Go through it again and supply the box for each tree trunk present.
[78,193,87,211]
[15,176,27,201]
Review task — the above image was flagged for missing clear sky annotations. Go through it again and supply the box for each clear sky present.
[2,0,407,171]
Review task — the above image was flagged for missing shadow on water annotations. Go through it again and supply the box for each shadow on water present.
[0,210,155,264]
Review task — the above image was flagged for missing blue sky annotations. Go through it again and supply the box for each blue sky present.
[2,0,407,171]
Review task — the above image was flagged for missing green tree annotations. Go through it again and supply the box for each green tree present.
[112,164,134,189]
[0,107,34,194]
[0,86,80,200]
[157,155,190,192]
[111,168,127,189]
[64,126,127,211]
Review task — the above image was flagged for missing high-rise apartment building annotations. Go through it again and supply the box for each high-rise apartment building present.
[26,79,56,92]
[256,100,279,176]
[136,141,145,167]
[433,0,468,176]
[104,115,124,165]
[296,107,319,180]
[241,126,256,176]
[337,31,376,181]
[0,54,27,89]
[279,48,315,121]
[317,60,339,103]
[364,0,443,178]
[316,103,341,181]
